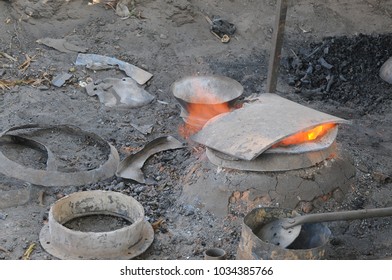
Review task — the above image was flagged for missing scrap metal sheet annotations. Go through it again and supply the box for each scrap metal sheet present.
[75,53,153,85]
[191,93,350,161]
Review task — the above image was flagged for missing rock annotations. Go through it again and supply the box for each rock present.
[332,188,345,202]
[183,205,195,216]
[134,186,146,194]
[299,201,313,213]
[0,212,7,220]
[372,171,391,184]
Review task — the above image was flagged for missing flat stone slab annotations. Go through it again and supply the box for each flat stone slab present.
[191,93,350,161]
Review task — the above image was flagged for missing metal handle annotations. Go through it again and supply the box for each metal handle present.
[284,207,392,228]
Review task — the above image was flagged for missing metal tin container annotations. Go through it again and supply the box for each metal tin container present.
[237,207,331,260]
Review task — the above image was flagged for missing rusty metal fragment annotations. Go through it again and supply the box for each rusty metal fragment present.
[192,93,350,161]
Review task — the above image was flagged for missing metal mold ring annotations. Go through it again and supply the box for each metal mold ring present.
[39,190,154,259]
[0,124,119,187]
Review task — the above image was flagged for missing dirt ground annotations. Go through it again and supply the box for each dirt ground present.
[0,0,392,260]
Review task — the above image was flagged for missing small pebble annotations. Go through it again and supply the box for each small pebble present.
[0,212,7,220]
[134,186,146,194]
[116,182,125,189]
[183,205,195,216]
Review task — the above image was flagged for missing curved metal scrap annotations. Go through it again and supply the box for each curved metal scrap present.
[116,136,184,183]
[75,53,153,85]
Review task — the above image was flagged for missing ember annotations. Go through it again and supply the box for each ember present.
[274,123,337,147]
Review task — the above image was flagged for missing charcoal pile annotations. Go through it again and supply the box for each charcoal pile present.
[285,33,392,113]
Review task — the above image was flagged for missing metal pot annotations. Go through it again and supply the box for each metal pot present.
[236,207,331,260]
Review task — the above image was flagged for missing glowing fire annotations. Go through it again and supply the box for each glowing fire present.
[274,123,336,147]
[178,91,232,138]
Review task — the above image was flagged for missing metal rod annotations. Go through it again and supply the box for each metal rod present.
[284,206,392,228]
[266,0,288,93]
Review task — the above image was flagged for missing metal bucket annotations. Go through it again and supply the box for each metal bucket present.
[237,207,331,260]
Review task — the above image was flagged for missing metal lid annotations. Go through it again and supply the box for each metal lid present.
[192,93,350,161]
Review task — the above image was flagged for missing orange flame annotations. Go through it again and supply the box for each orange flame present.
[179,91,231,138]
[274,123,336,147]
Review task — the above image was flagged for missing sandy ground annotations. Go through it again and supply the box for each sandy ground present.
[0,0,392,260]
